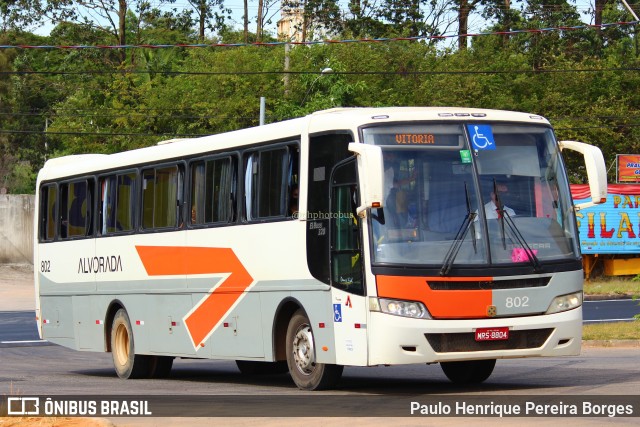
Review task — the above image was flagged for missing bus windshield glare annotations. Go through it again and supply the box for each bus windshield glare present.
[363,123,578,268]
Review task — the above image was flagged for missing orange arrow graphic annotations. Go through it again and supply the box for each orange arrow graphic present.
[135,246,254,348]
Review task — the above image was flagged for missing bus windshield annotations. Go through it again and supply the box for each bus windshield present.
[363,123,578,269]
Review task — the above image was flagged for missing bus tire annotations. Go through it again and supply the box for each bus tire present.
[111,308,151,379]
[236,360,289,375]
[149,356,174,379]
[440,359,496,384]
[286,309,343,390]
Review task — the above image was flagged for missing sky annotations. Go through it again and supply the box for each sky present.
[30,0,602,41]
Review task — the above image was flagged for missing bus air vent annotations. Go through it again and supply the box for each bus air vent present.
[425,328,553,353]
[426,277,550,291]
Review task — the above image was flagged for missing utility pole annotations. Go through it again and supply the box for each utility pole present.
[284,43,291,97]
[260,97,266,125]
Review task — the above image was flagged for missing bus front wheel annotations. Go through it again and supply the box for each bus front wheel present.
[111,308,152,379]
[285,309,343,390]
[440,359,496,384]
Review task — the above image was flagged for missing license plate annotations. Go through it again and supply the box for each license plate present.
[475,327,509,342]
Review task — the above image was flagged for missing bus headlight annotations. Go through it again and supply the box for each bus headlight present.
[370,297,431,319]
[545,291,583,315]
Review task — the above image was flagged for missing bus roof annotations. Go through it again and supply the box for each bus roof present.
[37,107,551,182]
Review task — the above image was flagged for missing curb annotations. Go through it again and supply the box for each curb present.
[584,294,637,301]
[582,339,640,348]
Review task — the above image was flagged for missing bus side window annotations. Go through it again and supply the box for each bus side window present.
[67,180,92,237]
[40,184,57,241]
[116,173,136,231]
[245,144,296,221]
[142,165,182,229]
[59,183,69,239]
[190,156,236,226]
[100,173,136,234]
[287,146,300,218]
[330,158,364,296]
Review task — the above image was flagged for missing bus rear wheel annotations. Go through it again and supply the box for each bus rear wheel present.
[440,359,496,384]
[111,308,152,379]
[286,309,343,390]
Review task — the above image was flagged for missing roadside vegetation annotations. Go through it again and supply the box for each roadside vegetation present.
[1,2,639,192]
[583,322,640,341]
[583,275,640,341]
[584,277,640,297]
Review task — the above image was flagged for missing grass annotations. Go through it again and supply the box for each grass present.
[583,321,640,341]
[583,276,640,297]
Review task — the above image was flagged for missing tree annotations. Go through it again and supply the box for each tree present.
[456,0,481,50]
[345,0,388,37]
[43,0,176,63]
[375,0,423,37]
[0,47,13,190]
[0,0,45,31]
[282,0,343,42]
[480,0,524,45]
[255,0,279,41]
[243,0,248,42]
[186,0,230,41]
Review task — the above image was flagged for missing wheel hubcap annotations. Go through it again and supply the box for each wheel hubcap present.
[292,324,315,375]
[114,323,129,366]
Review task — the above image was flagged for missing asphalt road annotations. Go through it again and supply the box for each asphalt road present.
[1,310,639,425]
[0,341,639,412]
[0,310,40,343]
[583,298,640,323]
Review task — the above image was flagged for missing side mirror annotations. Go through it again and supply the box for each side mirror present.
[559,140,607,211]
[348,143,384,216]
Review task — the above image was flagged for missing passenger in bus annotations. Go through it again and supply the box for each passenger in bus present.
[289,185,299,217]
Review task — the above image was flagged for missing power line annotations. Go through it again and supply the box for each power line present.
[1,111,639,123]
[0,129,212,138]
[2,123,640,139]
[1,20,638,50]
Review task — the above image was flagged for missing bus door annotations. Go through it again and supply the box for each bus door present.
[329,157,368,365]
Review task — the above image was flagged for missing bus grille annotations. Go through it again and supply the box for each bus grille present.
[426,277,550,290]
[424,328,554,353]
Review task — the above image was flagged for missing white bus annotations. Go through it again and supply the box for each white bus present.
[34,107,606,390]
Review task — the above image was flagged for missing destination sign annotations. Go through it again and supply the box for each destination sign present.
[365,132,461,146]
[394,134,435,144]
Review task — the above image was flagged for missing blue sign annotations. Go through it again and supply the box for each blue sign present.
[467,124,496,151]
[333,304,342,322]
[575,189,640,255]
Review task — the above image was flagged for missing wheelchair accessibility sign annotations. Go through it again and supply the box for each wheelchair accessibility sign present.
[333,304,342,322]
[467,124,496,150]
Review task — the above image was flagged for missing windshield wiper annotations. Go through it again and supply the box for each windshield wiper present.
[492,180,541,272]
[493,180,507,249]
[440,182,477,276]
[501,212,542,272]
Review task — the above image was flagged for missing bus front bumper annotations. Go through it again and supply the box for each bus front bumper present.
[367,307,582,365]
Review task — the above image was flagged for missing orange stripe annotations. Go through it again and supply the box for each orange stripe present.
[376,275,493,318]
[136,246,253,347]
